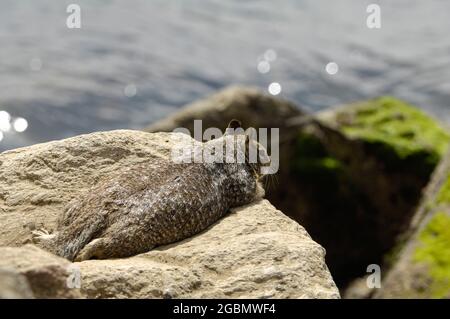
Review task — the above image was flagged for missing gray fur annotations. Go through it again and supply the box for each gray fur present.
[33,128,268,261]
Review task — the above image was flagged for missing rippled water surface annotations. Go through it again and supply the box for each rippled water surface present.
[0,0,449,151]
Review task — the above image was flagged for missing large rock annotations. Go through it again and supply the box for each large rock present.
[0,130,176,246]
[279,97,450,286]
[0,246,81,298]
[0,130,339,299]
[375,151,450,298]
[0,268,34,298]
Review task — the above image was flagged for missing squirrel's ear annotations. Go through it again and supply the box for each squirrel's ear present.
[225,119,242,135]
[227,119,242,129]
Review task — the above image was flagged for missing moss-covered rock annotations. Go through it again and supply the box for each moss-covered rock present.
[324,97,450,178]
[413,212,450,298]
[436,174,450,204]
[285,127,379,286]
[376,153,450,298]
[292,132,344,180]
[279,97,450,288]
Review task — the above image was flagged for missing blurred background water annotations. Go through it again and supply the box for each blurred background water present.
[0,0,449,151]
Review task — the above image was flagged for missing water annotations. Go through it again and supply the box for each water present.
[1,0,449,151]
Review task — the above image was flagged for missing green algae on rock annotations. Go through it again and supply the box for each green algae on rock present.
[411,162,450,298]
[291,97,450,289]
[336,97,450,178]
[292,132,344,179]
[436,174,450,204]
[375,150,450,299]
[375,212,450,299]
[414,212,450,298]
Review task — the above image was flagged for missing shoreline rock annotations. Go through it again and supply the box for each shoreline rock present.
[292,97,450,286]
[374,151,450,298]
[0,268,34,299]
[0,245,81,298]
[0,129,339,299]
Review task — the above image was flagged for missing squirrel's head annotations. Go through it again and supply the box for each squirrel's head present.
[221,119,271,180]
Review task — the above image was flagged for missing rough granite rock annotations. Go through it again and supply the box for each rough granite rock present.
[0,246,81,298]
[0,130,339,299]
[0,268,34,298]
[77,200,338,299]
